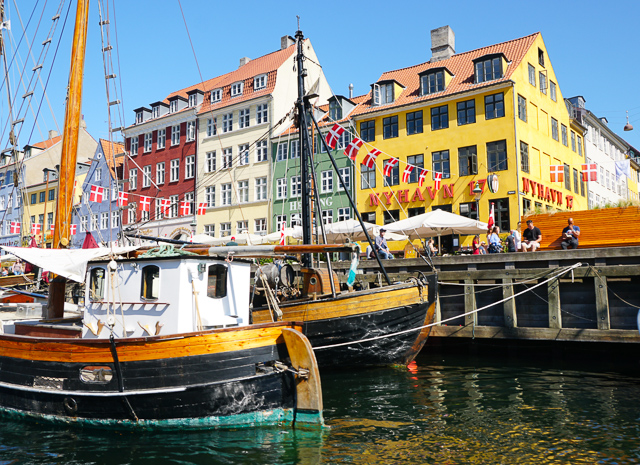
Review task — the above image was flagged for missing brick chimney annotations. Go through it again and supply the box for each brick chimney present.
[239,57,251,68]
[430,26,455,62]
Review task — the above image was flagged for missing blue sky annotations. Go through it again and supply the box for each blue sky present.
[6,0,640,150]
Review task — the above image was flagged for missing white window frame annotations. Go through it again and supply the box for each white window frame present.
[188,94,197,107]
[276,178,287,200]
[237,220,248,234]
[256,103,268,124]
[255,177,267,201]
[156,162,165,185]
[111,210,120,228]
[205,186,215,207]
[222,113,233,133]
[95,168,102,182]
[254,74,267,90]
[185,155,195,179]
[91,214,99,231]
[210,88,222,103]
[81,216,88,232]
[206,151,216,172]
[169,195,179,218]
[186,121,196,142]
[290,176,301,197]
[321,170,333,193]
[130,137,138,156]
[276,215,287,230]
[204,224,215,237]
[221,183,232,206]
[256,140,268,162]
[207,118,217,137]
[184,192,194,215]
[170,159,180,182]
[129,169,137,190]
[239,108,250,129]
[220,222,231,237]
[277,143,288,161]
[237,180,249,204]
[322,210,333,225]
[144,132,152,152]
[338,207,351,222]
[290,140,300,159]
[255,218,267,235]
[142,166,151,188]
[238,144,249,166]
[339,167,351,191]
[223,148,232,169]
[157,128,166,149]
[171,124,180,146]
[170,100,178,113]
[230,82,244,97]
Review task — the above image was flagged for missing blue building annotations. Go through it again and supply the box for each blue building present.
[0,158,25,249]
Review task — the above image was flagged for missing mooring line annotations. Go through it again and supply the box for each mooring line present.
[313,262,583,351]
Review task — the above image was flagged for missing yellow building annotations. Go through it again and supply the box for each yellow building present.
[350,27,587,248]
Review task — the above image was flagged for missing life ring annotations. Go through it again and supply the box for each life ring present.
[63,396,78,415]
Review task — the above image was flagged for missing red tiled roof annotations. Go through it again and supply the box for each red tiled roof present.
[351,33,539,117]
[30,135,62,150]
[281,94,369,135]
[99,138,125,177]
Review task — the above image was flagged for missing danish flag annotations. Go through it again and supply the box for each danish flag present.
[581,163,597,182]
[70,224,77,235]
[139,196,151,212]
[402,165,414,183]
[362,149,381,169]
[383,158,399,177]
[89,185,104,203]
[9,221,20,234]
[433,172,443,190]
[418,169,429,187]
[550,165,564,183]
[180,201,191,216]
[325,124,345,150]
[279,221,286,246]
[118,191,129,207]
[50,224,55,231]
[344,137,363,161]
[197,203,207,215]
[160,198,171,215]
[31,223,41,235]
[488,202,495,230]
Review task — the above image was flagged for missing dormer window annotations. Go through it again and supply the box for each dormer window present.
[211,89,222,103]
[254,74,267,90]
[152,106,159,118]
[170,100,178,113]
[188,94,197,107]
[474,56,503,84]
[538,48,545,67]
[421,70,444,95]
[136,111,143,123]
[373,83,394,106]
[329,100,342,121]
[230,82,244,97]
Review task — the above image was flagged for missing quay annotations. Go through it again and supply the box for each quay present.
[331,246,640,344]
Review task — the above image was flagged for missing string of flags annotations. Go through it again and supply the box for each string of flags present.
[550,162,630,183]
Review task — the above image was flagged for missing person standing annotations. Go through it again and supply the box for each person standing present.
[472,235,480,255]
[488,226,502,253]
[514,222,522,252]
[506,230,517,252]
[561,218,581,250]
[374,229,394,259]
[521,220,542,252]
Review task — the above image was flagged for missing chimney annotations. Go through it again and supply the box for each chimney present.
[281,35,294,50]
[430,26,455,62]
[349,83,354,99]
[48,130,59,139]
[239,57,251,68]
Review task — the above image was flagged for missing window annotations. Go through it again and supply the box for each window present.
[277,143,288,161]
[238,144,249,166]
[130,137,138,156]
[528,63,536,86]
[290,140,300,159]
[155,198,165,220]
[518,95,527,122]
[383,161,399,186]
[564,164,571,190]
[80,216,88,232]
[578,137,583,156]
[205,186,215,207]
[520,141,529,173]
[47,212,53,229]
[218,147,231,169]
[89,268,106,301]
[142,133,152,153]
[550,81,557,101]
[276,178,287,199]
[220,223,231,237]
[255,218,267,235]
[407,155,423,183]
[170,100,178,113]
[475,56,502,83]
[406,111,423,135]
[141,265,160,300]
[329,100,342,121]
[337,207,351,222]
[290,176,301,197]
[171,125,180,146]
[185,155,195,178]
[539,71,547,94]
[221,183,232,206]
[432,150,450,178]
[186,121,196,141]
[222,113,233,133]
[421,70,444,94]
[362,212,375,223]
[384,209,400,224]
[142,166,151,188]
[204,224,215,237]
[157,128,166,149]
[457,99,476,125]
[256,140,268,162]
[167,196,178,219]
[230,82,244,97]
[431,105,449,130]
[459,202,478,220]
[571,131,576,152]
[551,118,559,141]
[492,197,511,232]
[373,83,394,105]
[256,104,268,124]
[487,140,507,172]
[207,118,217,137]
[361,164,375,189]
[485,93,504,119]
[255,177,267,201]
[141,208,149,222]
[573,168,579,194]
[136,111,143,123]
[360,120,375,142]
[129,169,137,190]
[321,210,333,225]
[276,215,287,231]
[338,167,351,191]
[188,94,197,107]
[383,115,398,139]
[458,146,477,176]
[561,124,568,146]
[91,214,98,231]
[152,106,160,119]
[538,48,545,67]
[321,171,333,193]
[39,191,45,203]
[48,189,55,201]
[237,180,249,203]
[156,162,165,185]
[239,108,250,129]
[100,212,109,229]
[254,74,267,90]
[206,151,216,173]
[211,88,222,103]
[170,159,180,182]
[237,220,248,234]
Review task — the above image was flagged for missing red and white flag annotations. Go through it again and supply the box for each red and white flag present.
[50,224,55,231]
[139,196,151,212]
[383,158,399,177]
[279,221,286,246]
[581,163,597,182]
[362,149,381,169]
[418,169,429,187]
[344,137,363,161]
[118,191,129,207]
[488,202,495,230]
[70,224,77,235]
[197,203,207,215]
[160,198,171,215]
[402,165,414,183]
[9,221,20,234]
[433,172,443,190]
[89,185,105,203]
[550,165,564,183]
[180,201,190,216]
[31,223,41,235]
[325,123,345,149]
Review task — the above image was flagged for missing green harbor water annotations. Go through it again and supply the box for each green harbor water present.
[2,342,640,464]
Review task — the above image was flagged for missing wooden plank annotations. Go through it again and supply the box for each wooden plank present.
[502,278,517,328]
[464,279,476,327]
[548,278,561,329]
[431,325,640,342]
[282,328,322,414]
[594,274,611,330]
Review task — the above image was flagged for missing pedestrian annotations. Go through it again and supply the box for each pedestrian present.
[488,226,502,253]
[561,218,580,250]
[506,230,517,252]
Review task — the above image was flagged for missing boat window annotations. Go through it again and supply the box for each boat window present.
[89,267,106,301]
[141,265,160,300]
[80,366,113,384]
[207,264,227,298]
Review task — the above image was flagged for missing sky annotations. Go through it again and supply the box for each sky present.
[5,0,640,152]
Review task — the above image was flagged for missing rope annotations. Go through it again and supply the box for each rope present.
[587,264,640,309]
[313,262,582,351]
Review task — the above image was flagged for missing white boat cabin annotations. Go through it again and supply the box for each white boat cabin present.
[83,256,251,339]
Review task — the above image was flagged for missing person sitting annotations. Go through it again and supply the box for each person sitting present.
[521,220,542,252]
[506,230,517,253]
[1,267,7,276]
[488,226,502,253]
[11,260,23,275]
[479,241,488,255]
[561,218,580,250]
[374,229,394,259]
[426,238,437,257]
[225,236,238,246]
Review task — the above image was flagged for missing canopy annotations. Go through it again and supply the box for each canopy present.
[191,233,268,246]
[0,245,139,283]
[384,209,489,239]
[293,218,408,243]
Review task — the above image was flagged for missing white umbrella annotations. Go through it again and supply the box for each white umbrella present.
[264,226,303,243]
[192,233,268,246]
[384,209,489,239]
[321,219,407,242]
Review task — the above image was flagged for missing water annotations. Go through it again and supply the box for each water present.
[2,343,640,464]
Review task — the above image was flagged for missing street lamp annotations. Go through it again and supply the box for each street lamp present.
[472,181,482,221]
[624,110,633,132]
